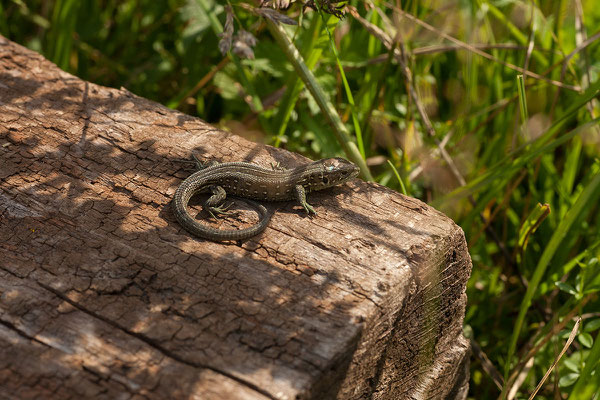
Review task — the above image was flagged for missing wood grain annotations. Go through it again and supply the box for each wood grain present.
[0,35,471,399]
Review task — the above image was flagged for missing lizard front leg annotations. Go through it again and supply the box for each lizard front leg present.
[294,185,316,215]
[192,154,219,170]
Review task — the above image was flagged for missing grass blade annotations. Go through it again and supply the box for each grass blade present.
[434,79,600,207]
[316,8,365,159]
[387,160,407,195]
[47,0,80,70]
[265,17,372,180]
[273,14,322,147]
[517,74,528,138]
[502,171,600,395]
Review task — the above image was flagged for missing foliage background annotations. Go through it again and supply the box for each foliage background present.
[2,0,600,398]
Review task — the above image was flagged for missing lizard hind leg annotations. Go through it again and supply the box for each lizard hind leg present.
[270,161,287,171]
[204,185,236,219]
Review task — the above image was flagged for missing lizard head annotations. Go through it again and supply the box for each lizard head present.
[307,157,360,191]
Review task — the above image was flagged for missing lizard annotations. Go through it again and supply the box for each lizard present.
[172,156,360,241]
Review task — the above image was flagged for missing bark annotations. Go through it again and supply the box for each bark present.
[0,36,471,400]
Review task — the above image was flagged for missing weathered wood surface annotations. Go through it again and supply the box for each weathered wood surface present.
[0,36,471,399]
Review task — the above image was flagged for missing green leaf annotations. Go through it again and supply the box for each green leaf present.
[584,319,600,333]
[556,282,577,295]
[559,329,573,340]
[569,330,600,398]
[563,358,580,373]
[559,372,580,387]
[579,333,594,348]
[541,241,600,295]
[582,254,600,294]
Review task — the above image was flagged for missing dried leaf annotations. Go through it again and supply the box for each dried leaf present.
[218,5,234,55]
[232,30,258,59]
[255,7,298,25]
[304,0,346,18]
[260,0,293,9]
[347,5,392,48]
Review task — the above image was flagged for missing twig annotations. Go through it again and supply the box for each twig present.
[527,318,581,400]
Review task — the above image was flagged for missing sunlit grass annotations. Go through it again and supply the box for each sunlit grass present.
[2,0,600,398]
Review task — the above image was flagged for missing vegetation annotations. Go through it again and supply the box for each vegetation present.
[2,0,599,398]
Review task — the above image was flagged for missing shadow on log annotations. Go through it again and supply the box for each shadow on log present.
[0,36,471,399]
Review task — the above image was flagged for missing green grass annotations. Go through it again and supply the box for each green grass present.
[2,0,600,398]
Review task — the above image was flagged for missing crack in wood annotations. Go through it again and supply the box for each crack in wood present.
[37,282,278,400]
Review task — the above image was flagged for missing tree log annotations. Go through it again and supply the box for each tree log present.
[0,36,471,400]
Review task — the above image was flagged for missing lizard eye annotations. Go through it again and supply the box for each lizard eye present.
[326,165,335,171]
[323,177,330,185]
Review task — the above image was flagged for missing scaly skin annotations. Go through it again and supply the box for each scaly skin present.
[172,157,359,241]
